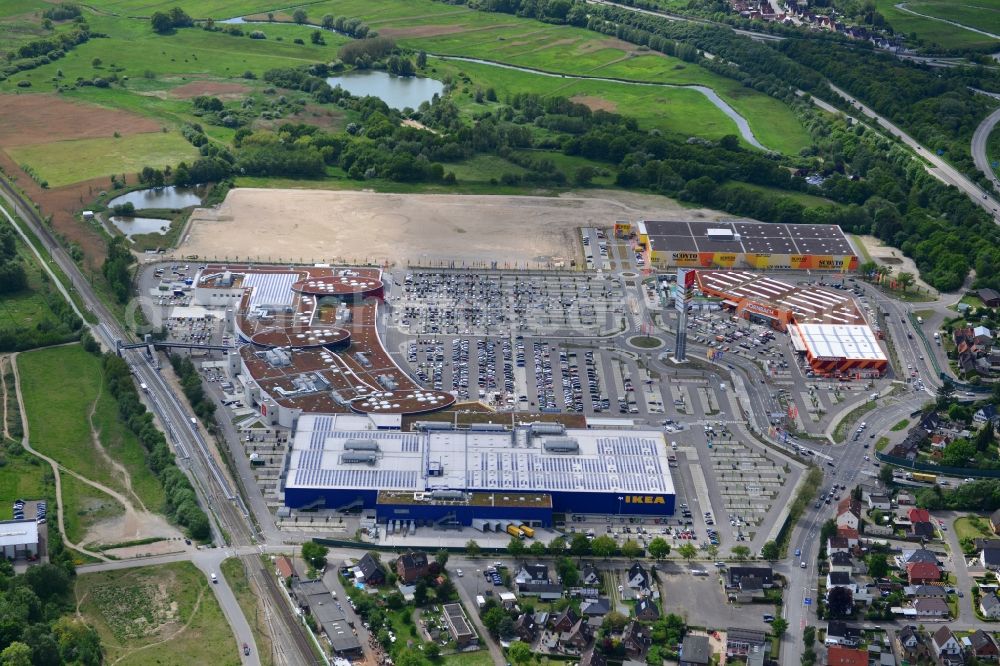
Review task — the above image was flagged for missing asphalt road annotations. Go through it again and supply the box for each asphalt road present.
[972,107,1000,196]
[826,83,1000,221]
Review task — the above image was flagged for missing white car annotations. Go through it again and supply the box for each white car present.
[456,569,464,577]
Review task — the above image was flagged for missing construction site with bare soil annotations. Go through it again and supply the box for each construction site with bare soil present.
[178,188,727,267]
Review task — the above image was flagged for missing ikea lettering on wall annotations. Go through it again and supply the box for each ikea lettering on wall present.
[624,495,665,505]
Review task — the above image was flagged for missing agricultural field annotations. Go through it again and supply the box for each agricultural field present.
[876,0,1000,49]
[7,131,197,188]
[75,561,242,666]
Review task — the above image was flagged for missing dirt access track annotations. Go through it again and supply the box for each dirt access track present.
[180,188,727,267]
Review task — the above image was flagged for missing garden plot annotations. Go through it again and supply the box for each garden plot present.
[708,441,785,538]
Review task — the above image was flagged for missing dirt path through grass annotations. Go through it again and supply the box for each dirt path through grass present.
[86,372,149,514]
[9,351,109,562]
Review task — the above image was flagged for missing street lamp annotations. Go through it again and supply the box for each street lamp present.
[618,496,624,523]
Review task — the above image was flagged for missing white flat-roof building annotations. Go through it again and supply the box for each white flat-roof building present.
[789,323,888,375]
[0,520,39,559]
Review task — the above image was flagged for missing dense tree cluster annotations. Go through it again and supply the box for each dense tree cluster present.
[98,353,211,540]
[337,37,397,67]
[150,7,193,34]
[101,236,133,304]
[41,3,82,21]
[0,223,26,296]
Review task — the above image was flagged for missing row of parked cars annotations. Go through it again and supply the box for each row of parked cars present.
[13,499,44,525]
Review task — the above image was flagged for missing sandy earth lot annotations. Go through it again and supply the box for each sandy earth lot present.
[180,188,726,267]
[855,234,937,295]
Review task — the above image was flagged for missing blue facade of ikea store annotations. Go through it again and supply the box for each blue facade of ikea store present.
[284,487,675,522]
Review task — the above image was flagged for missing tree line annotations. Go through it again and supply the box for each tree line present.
[96,349,212,540]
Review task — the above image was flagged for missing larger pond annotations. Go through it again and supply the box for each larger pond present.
[107,185,207,210]
[325,70,444,110]
[108,216,171,238]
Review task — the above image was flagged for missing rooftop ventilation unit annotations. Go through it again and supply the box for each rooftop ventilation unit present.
[341,452,377,465]
[430,489,465,501]
[469,423,507,432]
[344,439,379,452]
[543,437,580,454]
[529,422,565,436]
[415,421,454,431]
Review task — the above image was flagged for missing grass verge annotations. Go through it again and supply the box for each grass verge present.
[221,557,274,666]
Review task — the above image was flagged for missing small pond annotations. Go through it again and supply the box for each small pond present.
[326,70,444,110]
[108,216,171,238]
[107,185,207,210]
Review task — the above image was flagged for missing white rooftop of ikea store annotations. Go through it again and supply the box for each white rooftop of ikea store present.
[285,414,674,496]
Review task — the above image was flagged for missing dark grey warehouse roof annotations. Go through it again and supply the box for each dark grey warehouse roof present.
[643,220,855,256]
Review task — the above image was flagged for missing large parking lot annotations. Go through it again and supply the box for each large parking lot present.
[387,270,625,338]
[708,440,785,540]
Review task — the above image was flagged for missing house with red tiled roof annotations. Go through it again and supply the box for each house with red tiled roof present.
[907,561,941,585]
[826,645,869,666]
[837,526,859,547]
[836,498,861,531]
[908,508,930,524]
[275,555,295,580]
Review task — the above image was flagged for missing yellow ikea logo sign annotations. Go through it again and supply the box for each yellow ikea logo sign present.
[624,495,665,505]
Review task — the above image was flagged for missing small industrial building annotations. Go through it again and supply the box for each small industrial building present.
[635,220,857,271]
[789,324,888,377]
[281,414,675,521]
[0,520,39,560]
[291,578,362,656]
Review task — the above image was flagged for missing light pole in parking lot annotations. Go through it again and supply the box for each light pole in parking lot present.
[618,496,623,522]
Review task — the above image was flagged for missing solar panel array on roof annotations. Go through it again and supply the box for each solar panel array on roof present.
[642,220,854,256]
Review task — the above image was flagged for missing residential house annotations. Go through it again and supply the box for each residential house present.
[868,494,891,511]
[981,593,1000,619]
[551,608,579,634]
[905,548,939,565]
[827,571,853,591]
[983,547,1000,570]
[968,629,1000,661]
[911,585,946,599]
[355,552,385,586]
[837,498,862,530]
[274,555,295,580]
[581,565,600,586]
[910,521,936,539]
[979,288,1000,307]
[825,621,861,647]
[826,645,869,666]
[621,620,652,659]
[908,508,931,524]
[518,582,563,600]
[558,618,591,653]
[580,598,611,617]
[828,537,850,555]
[727,566,773,592]
[906,561,941,584]
[578,648,606,666]
[394,551,428,584]
[931,626,964,665]
[897,492,916,506]
[896,626,929,663]
[976,404,999,425]
[512,613,537,643]
[912,597,949,619]
[516,563,549,586]
[679,635,711,666]
[635,598,660,622]
[627,561,650,589]
[838,526,860,546]
[974,538,1000,550]
[726,628,767,658]
[829,552,854,573]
